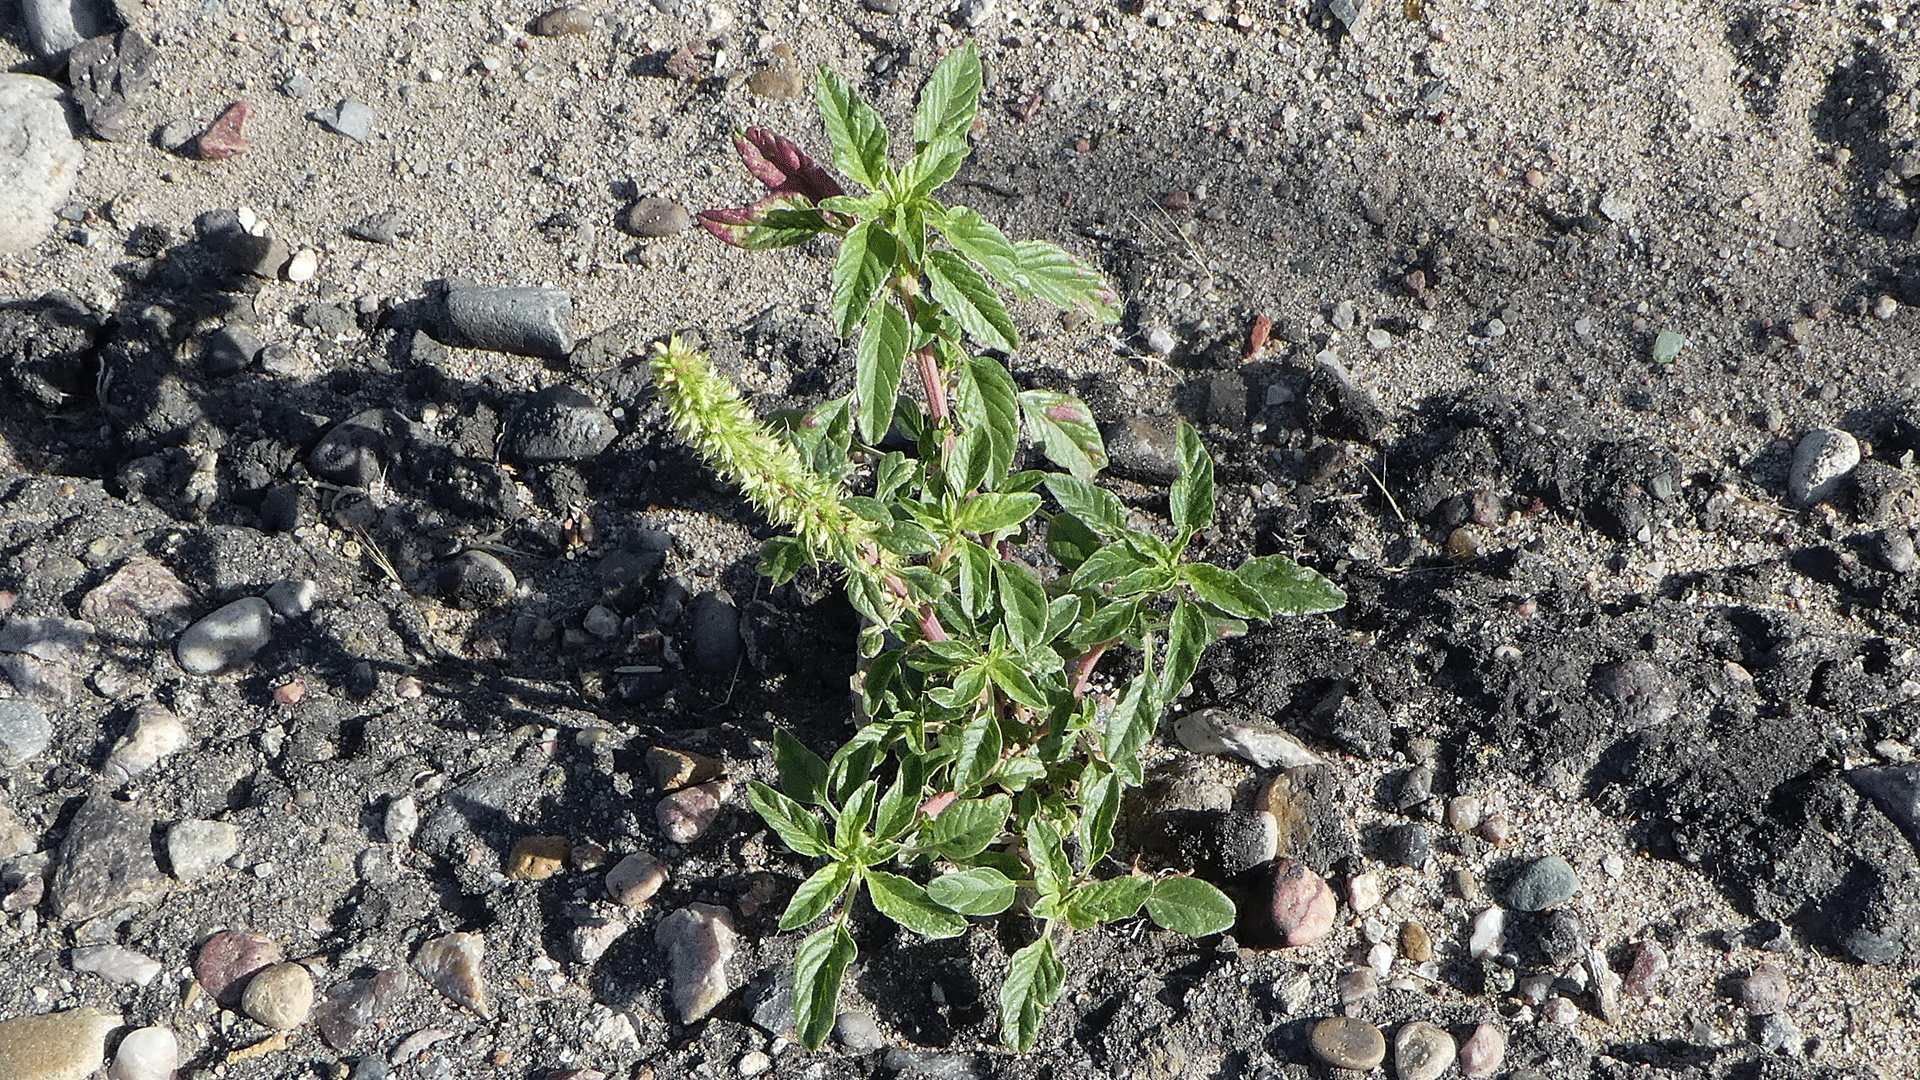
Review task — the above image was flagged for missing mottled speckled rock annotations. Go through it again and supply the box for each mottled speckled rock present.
[656,903,735,1023]
[605,851,666,907]
[0,77,85,254]
[414,932,490,1017]
[0,1008,120,1080]
[241,962,315,1030]
[1392,1020,1455,1080]
[1266,859,1336,947]
[1505,855,1579,911]
[1309,1016,1385,1071]
[52,795,164,921]
[194,929,282,1008]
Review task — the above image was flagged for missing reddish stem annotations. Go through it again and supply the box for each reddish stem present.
[916,346,948,426]
[918,604,950,642]
[1071,641,1112,699]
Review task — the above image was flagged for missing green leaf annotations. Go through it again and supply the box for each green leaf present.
[873,450,914,500]
[994,560,1048,651]
[855,300,911,442]
[950,353,1020,492]
[1019,391,1109,482]
[902,135,969,199]
[927,866,1016,916]
[781,860,856,930]
[1045,512,1102,570]
[1067,597,1140,650]
[793,922,856,1050]
[1011,239,1119,322]
[1145,877,1237,936]
[759,535,810,585]
[1077,764,1121,865]
[986,658,1051,711]
[833,222,897,337]
[1237,554,1347,616]
[816,66,890,190]
[827,724,890,805]
[697,193,831,249]
[954,492,1041,535]
[1101,660,1156,787]
[1157,598,1206,705]
[774,730,830,807]
[873,754,928,841]
[1066,544,1152,592]
[927,250,1019,353]
[748,780,832,857]
[1043,475,1128,537]
[928,664,989,710]
[932,793,1011,858]
[1043,594,1082,645]
[952,711,1004,793]
[1168,422,1215,535]
[957,539,994,620]
[835,779,880,852]
[937,205,1025,291]
[1183,562,1270,619]
[865,869,969,938]
[1024,815,1070,900]
[1067,875,1152,928]
[999,935,1065,1051]
[914,43,982,148]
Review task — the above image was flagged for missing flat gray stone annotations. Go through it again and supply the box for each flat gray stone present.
[164,819,239,882]
[314,97,374,141]
[52,795,164,921]
[0,699,52,766]
[443,286,574,358]
[1505,855,1580,912]
[1849,764,1920,854]
[503,385,617,464]
[308,408,413,488]
[1787,427,1860,508]
[175,597,273,675]
[0,76,85,255]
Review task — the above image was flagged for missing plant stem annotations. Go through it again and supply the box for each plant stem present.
[1071,641,1112,699]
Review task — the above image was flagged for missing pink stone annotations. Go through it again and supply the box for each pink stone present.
[655,780,732,844]
[1267,858,1336,947]
[1741,962,1788,1016]
[1458,1022,1506,1077]
[193,929,282,1008]
[196,100,253,160]
[313,969,406,1050]
[1345,870,1381,913]
[1625,939,1668,996]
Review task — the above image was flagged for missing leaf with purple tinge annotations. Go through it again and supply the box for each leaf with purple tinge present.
[697,193,828,249]
[734,126,844,203]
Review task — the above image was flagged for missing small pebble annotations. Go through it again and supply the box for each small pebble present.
[1873,294,1899,320]
[1505,855,1579,911]
[104,703,187,784]
[1329,299,1356,331]
[176,597,274,675]
[834,1010,884,1051]
[242,961,315,1030]
[1786,427,1860,508]
[107,1025,178,1080]
[1335,966,1376,1006]
[1393,1020,1456,1080]
[737,1051,771,1077]
[284,247,319,283]
[1741,962,1789,1016]
[1541,996,1579,1024]
[1626,939,1669,996]
[1477,814,1511,845]
[1755,1013,1801,1054]
[621,196,691,238]
[1346,870,1381,913]
[166,819,239,882]
[414,932,491,1018]
[1400,920,1433,962]
[0,699,52,766]
[1266,859,1336,947]
[505,835,569,880]
[195,99,252,160]
[656,780,732,844]
[1383,823,1432,869]
[1458,1022,1506,1077]
[1445,795,1484,832]
[314,97,374,141]
[605,851,667,907]
[384,796,419,846]
[53,796,163,921]
[1469,906,1505,960]
[645,747,724,791]
[195,930,283,1008]
[569,915,629,963]
[1145,325,1178,356]
[532,4,593,34]
[1309,1016,1386,1071]
[71,944,163,986]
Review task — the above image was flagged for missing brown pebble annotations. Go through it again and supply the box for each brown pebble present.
[1400,919,1433,962]
[1741,962,1789,1016]
[505,835,570,880]
[645,745,723,790]
[748,64,803,100]
[196,100,254,161]
[531,5,593,35]
[1309,1016,1386,1071]
[1161,190,1191,211]
[622,197,691,239]
[605,850,667,907]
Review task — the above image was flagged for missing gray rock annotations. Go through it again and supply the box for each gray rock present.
[21,0,117,61]
[835,1010,884,1051]
[655,780,732,844]
[67,30,157,140]
[202,325,261,376]
[440,551,517,609]
[1505,855,1579,911]
[0,615,92,664]
[1591,658,1677,729]
[686,590,741,674]
[1174,708,1323,769]
[503,385,617,464]
[347,211,403,244]
[0,699,52,766]
[1848,764,1920,856]
[1787,427,1860,508]
[175,597,273,675]
[70,943,163,986]
[165,819,238,881]
[1102,416,1179,483]
[52,795,164,921]
[103,702,188,784]
[0,77,85,255]
[745,967,794,1036]
[621,197,691,238]
[1309,1016,1385,1071]
[656,903,736,1023]
[443,286,574,358]
[264,578,317,618]
[1382,823,1432,869]
[312,970,406,1051]
[313,98,374,141]
[569,914,629,963]
[309,407,413,488]
[382,795,419,846]
[241,961,315,1029]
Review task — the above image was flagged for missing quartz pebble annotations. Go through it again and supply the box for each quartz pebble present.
[1542,995,1579,1024]
[1309,1016,1385,1071]
[1468,906,1505,960]
[242,961,315,1030]
[107,1025,178,1080]
[1266,859,1336,946]
[605,851,666,907]
[656,780,732,844]
[71,944,162,986]
[104,703,187,784]
[1346,870,1381,913]
[383,796,419,846]
[569,915,629,963]
[313,970,405,1050]
[1787,427,1860,508]
[284,247,319,283]
[0,1008,120,1080]
[1173,708,1321,768]
[1458,1022,1506,1077]
[195,930,283,1007]
[175,597,274,675]
[414,932,491,1017]
[656,903,736,1023]
[1393,1021,1455,1080]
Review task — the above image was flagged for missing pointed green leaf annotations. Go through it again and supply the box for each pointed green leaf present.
[914,43,982,147]
[749,780,832,857]
[759,535,810,585]
[1067,875,1152,928]
[1156,598,1206,705]
[833,222,896,337]
[1183,562,1270,619]
[957,539,994,620]
[774,730,830,807]
[855,300,911,441]
[1067,597,1140,650]
[927,866,1016,915]
[953,492,1041,535]
[793,922,856,1049]
[781,860,856,930]
[928,664,989,710]
[903,135,969,198]
[827,723,890,805]
[952,711,1003,793]
[927,250,1019,352]
[931,793,1011,859]
[999,935,1065,1051]
[1042,474,1128,537]
[986,658,1050,711]
[1145,876,1237,936]
[937,205,1025,290]
[1024,815,1070,900]
[1019,390,1109,482]
[1043,594,1082,645]
[816,66,889,189]
[1066,544,1152,592]
[994,560,1048,651]
[1011,239,1119,322]
[1237,554,1347,616]
[874,754,928,841]
[959,353,1020,487]
[865,869,969,938]
[1077,763,1121,865]
[1045,512,1102,570]
[874,450,914,500]
[1101,658,1155,787]
[1168,422,1215,535]
[835,779,880,851]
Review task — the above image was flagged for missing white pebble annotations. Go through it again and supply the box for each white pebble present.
[1468,906,1505,960]
[284,247,319,282]
[107,1025,178,1080]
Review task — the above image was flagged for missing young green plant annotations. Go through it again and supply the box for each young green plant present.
[655,45,1346,1051]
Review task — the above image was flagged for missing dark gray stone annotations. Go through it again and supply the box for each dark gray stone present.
[1382,822,1431,869]
[1506,855,1580,911]
[21,0,117,61]
[1102,416,1179,483]
[1849,765,1920,854]
[202,324,261,376]
[502,385,617,464]
[309,408,413,487]
[347,212,402,244]
[443,286,574,358]
[67,30,157,140]
[440,551,516,609]
[52,795,163,921]
[686,591,741,675]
